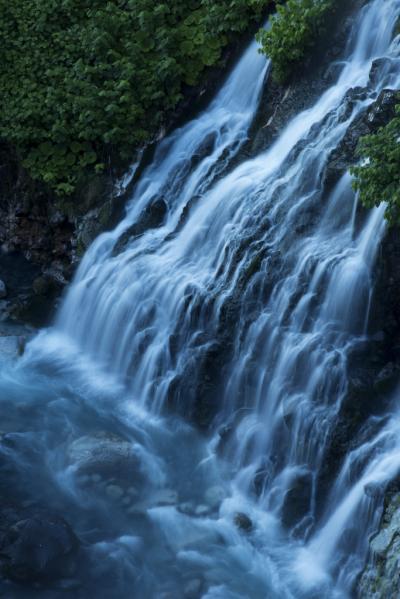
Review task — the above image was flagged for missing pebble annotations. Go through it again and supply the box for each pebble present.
[106,484,124,500]
[195,505,210,517]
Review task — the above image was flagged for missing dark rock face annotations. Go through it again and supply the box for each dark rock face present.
[0,142,125,327]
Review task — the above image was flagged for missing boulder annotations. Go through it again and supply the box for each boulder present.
[68,432,146,486]
[0,515,79,583]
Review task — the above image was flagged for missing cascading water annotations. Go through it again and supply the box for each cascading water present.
[1,0,400,597]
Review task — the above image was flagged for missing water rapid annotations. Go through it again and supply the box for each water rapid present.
[1,0,400,597]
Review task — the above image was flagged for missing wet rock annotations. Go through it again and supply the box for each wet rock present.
[234,512,253,533]
[368,57,396,87]
[0,279,7,299]
[370,527,395,556]
[204,485,225,508]
[358,494,400,598]
[281,471,313,529]
[325,88,399,188]
[364,482,386,499]
[112,196,168,255]
[106,484,124,500]
[17,335,27,356]
[178,502,196,516]
[152,489,178,506]
[366,88,399,129]
[0,515,80,584]
[374,362,400,395]
[194,505,210,517]
[68,432,147,488]
[0,335,20,358]
[32,275,54,296]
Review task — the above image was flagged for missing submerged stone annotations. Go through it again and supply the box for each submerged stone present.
[234,512,253,533]
[106,484,124,500]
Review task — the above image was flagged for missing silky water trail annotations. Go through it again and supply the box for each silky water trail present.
[1,0,400,597]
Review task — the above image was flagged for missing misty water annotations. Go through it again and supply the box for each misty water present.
[1,0,400,597]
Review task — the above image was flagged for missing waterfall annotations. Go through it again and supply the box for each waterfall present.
[1,0,400,597]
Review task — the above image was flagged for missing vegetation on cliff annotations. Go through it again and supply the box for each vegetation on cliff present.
[352,102,400,224]
[256,0,334,83]
[0,0,267,196]
[2,0,395,220]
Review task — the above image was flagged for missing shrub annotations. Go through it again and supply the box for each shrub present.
[0,0,267,196]
[351,104,400,225]
[256,0,333,83]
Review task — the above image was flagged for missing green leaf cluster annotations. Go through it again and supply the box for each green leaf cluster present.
[256,0,333,83]
[0,0,266,196]
[351,103,400,225]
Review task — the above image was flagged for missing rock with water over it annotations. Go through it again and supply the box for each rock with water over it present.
[0,335,19,358]
[364,482,385,499]
[194,505,210,517]
[0,279,7,299]
[281,471,313,529]
[106,484,124,500]
[204,485,225,508]
[152,488,178,506]
[234,512,253,533]
[68,432,150,496]
[112,196,168,255]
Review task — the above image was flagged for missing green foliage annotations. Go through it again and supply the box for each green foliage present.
[0,0,266,196]
[351,104,400,225]
[256,0,333,83]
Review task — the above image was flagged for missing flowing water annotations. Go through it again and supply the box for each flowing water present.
[1,0,400,597]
